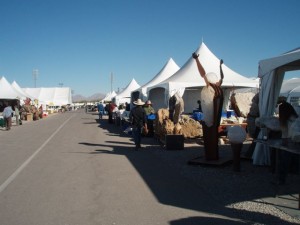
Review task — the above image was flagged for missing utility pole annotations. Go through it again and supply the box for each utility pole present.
[32,69,38,88]
[110,72,114,93]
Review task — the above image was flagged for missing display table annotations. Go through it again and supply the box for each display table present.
[255,139,300,156]
[0,116,4,127]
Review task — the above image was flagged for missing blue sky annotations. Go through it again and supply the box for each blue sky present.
[1,0,299,97]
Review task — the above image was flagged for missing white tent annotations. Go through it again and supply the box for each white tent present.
[0,76,22,99]
[280,78,300,96]
[11,81,35,101]
[53,88,73,105]
[252,47,300,165]
[280,78,300,105]
[287,86,300,101]
[131,58,180,102]
[113,78,140,106]
[102,91,117,102]
[23,87,72,106]
[147,42,259,112]
[22,88,41,102]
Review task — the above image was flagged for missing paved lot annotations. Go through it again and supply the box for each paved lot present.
[0,109,299,225]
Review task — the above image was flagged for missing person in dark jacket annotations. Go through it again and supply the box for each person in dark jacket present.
[129,99,147,150]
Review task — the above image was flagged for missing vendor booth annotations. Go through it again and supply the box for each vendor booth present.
[253,47,300,165]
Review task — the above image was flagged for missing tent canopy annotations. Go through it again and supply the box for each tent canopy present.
[258,47,300,117]
[149,42,258,93]
[280,78,300,97]
[259,47,300,78]
[23,87,72,105]
[253,47,300,165]
[288,85,300,98]
[102,91,117,102]
[11,81,35,100]
[147,42,258,111]
[0,76,22,100]
[113,78,140,106]
[279,78,300,106]
[131,58,180,101]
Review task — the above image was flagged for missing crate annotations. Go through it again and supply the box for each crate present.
[0,118,5,127]
[26,113,33,121]
[165,134,184,150]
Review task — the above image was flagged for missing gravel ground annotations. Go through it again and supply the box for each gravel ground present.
[143,137,300,225]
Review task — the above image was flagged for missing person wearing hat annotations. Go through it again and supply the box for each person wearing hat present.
[192,52,224,161]
[143,100,155,115]
[129,99,148,150]
[143,100,155,137]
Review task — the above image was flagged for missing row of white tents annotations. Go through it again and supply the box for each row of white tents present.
[0,76,72,106]
[105,42,259,112]
[105,42,300,114]
[105,41,300,166]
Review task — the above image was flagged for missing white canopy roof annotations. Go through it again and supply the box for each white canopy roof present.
[288,85,300,98]
[113,78,140,105]
[258,47,300,78]
[148,42,258,94]
[280,77,300,97]
[11,81,35,100]
[147,42,258,111]
[102,91,117,102]
[0,76,21,99]
[131,58,180,101]
[253,47,300,165]
[23,87,72,105]
[53,88,73,105]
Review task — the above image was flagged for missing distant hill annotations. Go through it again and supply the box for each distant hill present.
[72,93,105,102]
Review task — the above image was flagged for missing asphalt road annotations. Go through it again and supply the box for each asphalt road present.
[0,109,246,225]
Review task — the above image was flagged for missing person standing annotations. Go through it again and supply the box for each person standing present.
[97,102,104,119]
[14,103,20,126]
[244,93,260,158]
[193,52,224,160]
[277,100,299,184]
[168,95,176,122]
[129,99,147,150]
[143,100,155,115]
[125,102,130,111]
[107,102,117,124]
[143,100,155,137]
[3,102,13,130]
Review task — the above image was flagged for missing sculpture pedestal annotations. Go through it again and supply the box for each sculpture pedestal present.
[231,143,243,172]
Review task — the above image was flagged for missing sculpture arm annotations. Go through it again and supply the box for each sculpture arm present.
[192,52,209,86]
[218,59,224,86]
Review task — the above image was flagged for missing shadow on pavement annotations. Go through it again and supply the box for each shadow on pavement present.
[79,115,299,225]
